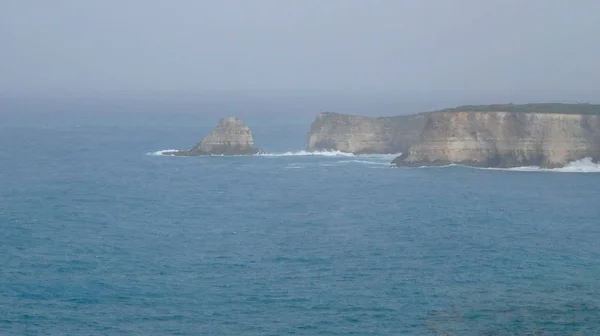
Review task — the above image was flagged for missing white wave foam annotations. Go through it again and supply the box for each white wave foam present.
[338,159,391,166]
[416,164,457,169]
[147,149,179,156]
[411,158,600,173]
[258,150,401,159]
[258,150,355,157]
[147,148,401,160]
[508,157,600,173]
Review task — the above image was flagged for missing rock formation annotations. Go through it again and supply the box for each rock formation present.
[392,110,600,168]
[305,104,600,168]
[173,117,260,156]
[306,112,427,154]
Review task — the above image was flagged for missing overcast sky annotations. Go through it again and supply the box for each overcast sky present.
[1,0,599,101]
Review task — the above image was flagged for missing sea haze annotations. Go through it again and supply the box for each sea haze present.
[1,106,600,335]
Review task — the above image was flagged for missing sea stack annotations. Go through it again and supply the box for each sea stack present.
[174,117,260,155]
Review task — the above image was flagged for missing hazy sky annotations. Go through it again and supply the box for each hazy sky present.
[1,0,599,100]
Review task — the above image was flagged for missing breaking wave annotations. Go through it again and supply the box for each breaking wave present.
[148,149,400,160]
[506,157,600,173]
[337,159,391,166]
[258,150,354,157]
[407,158,600,173]
[147,149,179,156]
[146,149,597,173]
[257,150,400,160]
[457,157,600,173]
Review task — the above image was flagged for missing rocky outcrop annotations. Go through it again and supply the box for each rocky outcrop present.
[173,117,260,156]
[307,112,427,154]
[306,104,600,168]
[392,110,600,168]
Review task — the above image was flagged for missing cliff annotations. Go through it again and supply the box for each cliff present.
[173,117,260,156]
[392,109,600,168]
[306,112,427,154]
[305,104,600,168]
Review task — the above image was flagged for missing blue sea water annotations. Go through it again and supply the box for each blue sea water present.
[2,113,600,335]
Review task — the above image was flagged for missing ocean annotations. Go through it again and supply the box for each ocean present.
[2,110,600,335]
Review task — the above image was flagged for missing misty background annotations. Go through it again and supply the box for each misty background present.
[1,0,599,126]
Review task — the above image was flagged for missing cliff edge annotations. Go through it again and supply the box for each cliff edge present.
[306,112,427,154]
[173,117,260,156]
[392,107,600,168]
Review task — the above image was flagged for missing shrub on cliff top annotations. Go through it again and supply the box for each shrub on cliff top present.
[438,103,600,115]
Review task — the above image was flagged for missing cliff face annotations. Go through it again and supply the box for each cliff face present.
[393,111,600,168]
[175,117,259,155]
[307,112,427,154]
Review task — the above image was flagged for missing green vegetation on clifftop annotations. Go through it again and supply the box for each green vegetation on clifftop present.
[437,103,600,115]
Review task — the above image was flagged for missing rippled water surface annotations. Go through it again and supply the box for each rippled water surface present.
[1,121,600,335]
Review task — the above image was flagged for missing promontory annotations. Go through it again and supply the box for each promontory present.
[171,116,260,156]
[306,104,600,168]
[307,112,427,154]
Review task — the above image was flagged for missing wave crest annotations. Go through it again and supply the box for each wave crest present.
[258,150,354,157]
[338,159,391,166]
[148,149,400,160]
[147,149,179,156]
[508,157,600,173]
[258,150,400,160]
